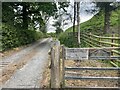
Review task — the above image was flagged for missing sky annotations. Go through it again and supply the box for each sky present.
[47,0,98,33]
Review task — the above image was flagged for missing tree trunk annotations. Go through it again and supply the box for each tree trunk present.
[104,3,111,34]
[22,3,28,30]
[77,2,80,46]
[73,2,76,36]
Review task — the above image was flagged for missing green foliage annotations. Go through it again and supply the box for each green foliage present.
[59,32,78,48]
[1,2,70,51]
[37,2,58,16]
[58,2,70,12]
[2,2,14,25]
[1,24,43,51]
[59,8,119,47]
[47,33,56,37]
[52,20,63,35]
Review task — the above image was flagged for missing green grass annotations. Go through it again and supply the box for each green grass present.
[58,8,120,48]
[58,9,120,67]
[65,9,120,35]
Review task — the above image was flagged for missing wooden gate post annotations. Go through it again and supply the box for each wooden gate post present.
[50,47,56,88]
[54,41,60,88]
[61,45,65,88]
[50,40,60,88]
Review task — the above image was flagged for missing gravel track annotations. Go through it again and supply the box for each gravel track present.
[1,38,53,89]
[0,39,44,70]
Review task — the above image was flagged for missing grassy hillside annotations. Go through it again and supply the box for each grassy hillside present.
[66,9,119,35]
[59,8,120,47]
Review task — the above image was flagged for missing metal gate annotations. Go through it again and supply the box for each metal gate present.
[61,46,120,89]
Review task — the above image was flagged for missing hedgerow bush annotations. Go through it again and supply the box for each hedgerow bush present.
[59,32,78,48]
[1,23,44,51]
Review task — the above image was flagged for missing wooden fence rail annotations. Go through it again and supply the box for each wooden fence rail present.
[50,32,120,88]
[81,32,120,67]
[50,41,120,88]
[81,32,120,47]
[61,46,120,89]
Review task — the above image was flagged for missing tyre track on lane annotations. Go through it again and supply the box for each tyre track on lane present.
[1,38,53,88]
[0,38,51,86]
[1,47,38,85]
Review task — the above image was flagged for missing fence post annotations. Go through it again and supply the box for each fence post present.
[99,37,101,47]
[50,40,60,88]
[61,45,65,88]
[111,33,115,55]
[50,47,56,88]
[55,41,60,88]
[89,33,92,47]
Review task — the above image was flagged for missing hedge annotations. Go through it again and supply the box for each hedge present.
[1,23,44,51]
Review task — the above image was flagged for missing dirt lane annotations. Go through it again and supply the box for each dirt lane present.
[0,39,44,70]
[1,38,53,89]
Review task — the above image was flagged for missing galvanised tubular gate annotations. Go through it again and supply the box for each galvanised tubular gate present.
[61,46,120,89]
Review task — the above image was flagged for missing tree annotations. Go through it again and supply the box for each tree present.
[22,3,29,30]
[52,2,70,35]
[2,2,14,25]
[52,19,63,35]
[2,2,69,33]
[73,2,76,36]
[76,2,80,46]
[96,2,120,34]
[11,2,58,32]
